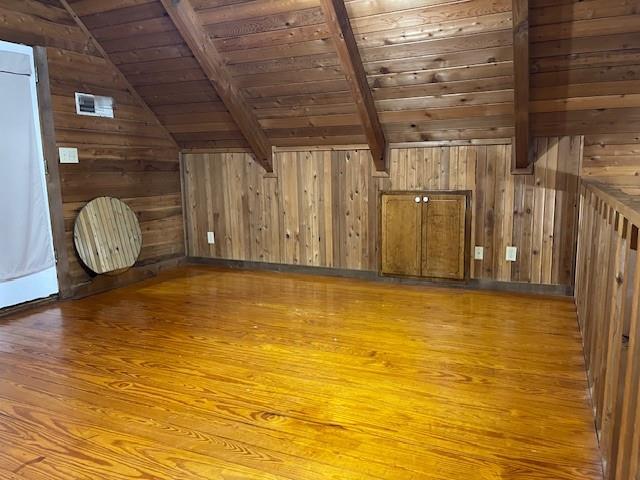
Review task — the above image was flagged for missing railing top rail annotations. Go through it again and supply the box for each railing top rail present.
[583,180,640,227]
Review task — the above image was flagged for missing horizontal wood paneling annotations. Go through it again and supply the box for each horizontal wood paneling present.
[0,1,185,292]
[184,136,582,286]
[582,134,640,188]
[66,0,246,150]
[63,0,640,146]
[530,0,640,136]
[7,0,634,153]
[85,0,514,146]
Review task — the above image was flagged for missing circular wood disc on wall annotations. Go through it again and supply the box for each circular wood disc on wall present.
[73,197,142,275]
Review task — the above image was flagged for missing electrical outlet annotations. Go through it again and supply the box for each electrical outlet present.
[506,246,518,262]
[474,246,484,260]
[59,147,79,164]
[207,231,215,245]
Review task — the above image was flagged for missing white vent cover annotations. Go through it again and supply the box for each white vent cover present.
[75,92,114,118]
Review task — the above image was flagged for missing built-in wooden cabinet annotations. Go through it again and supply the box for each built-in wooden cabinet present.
[381,192,470,281]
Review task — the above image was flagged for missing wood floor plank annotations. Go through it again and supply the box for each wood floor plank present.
[0,267,602,479]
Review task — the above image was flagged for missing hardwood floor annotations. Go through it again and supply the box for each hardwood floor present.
[0,266,602,479]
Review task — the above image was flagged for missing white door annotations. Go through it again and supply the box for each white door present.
[0,40,58,308]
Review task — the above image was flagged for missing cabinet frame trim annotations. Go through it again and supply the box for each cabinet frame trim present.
[378,190,472,282]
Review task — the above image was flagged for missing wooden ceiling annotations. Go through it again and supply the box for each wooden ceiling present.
[64,0,515,155]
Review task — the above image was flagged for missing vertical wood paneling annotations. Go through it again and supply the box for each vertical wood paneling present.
[482,146,497,279]
[184,137,581,286]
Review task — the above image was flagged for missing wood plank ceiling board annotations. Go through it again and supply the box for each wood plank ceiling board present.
[66,0,520,150]
[186,0,518,147]
[63,0,640,152]
[159,0,274,171]
[320,0,387,171]
[194,0,368,148]
[59,0,179,150]
[345,0,516,143]
[65,0,249,151]
[530,0,640,137]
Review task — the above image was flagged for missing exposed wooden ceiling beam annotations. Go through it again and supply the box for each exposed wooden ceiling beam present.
[59,0,180,151]
[512,0,534,175]
[160,0,273,172]
[320,0,387,172]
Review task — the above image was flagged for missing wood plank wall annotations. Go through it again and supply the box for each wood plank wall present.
[530,0,640,136]
[582,134,640,188]
[66,0,247,151]
[0,1,185,292]
[575,182,640,479]
[184,137,582,287]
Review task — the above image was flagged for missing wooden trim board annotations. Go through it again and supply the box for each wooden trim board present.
[320,0,387,171]
[183,139,514,156]
[0,296,57,319]
[70,256,186,299]
[188,257,573,297]
[34,46,72,298]
[159,0,273,171]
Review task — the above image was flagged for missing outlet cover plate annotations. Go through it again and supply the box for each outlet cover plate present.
[59,147,79,164]
[506,246,518,262]
[474,246,484,260]
[207,231,215,244]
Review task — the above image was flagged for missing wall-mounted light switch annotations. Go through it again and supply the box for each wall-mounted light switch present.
[207,231,215,245]
[474,246,484,260]
[59,147,79,164]
[506,246,518,262]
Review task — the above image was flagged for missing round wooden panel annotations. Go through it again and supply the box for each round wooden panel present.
[74,197,142,275]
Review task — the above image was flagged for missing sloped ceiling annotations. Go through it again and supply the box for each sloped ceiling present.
[65,0,515,150]
[66,0,244,150]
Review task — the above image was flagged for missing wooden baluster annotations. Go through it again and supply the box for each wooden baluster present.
[594,206,618,434]
[578,189,596,333]
[601,214,629,478]
[575,187,588,320]
[584,196,601,373]
[616,224,640,479]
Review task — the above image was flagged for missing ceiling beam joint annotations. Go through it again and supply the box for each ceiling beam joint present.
[160,0,273,172]
[320,0,387,172]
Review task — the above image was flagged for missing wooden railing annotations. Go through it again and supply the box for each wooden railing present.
[575,181,640,479]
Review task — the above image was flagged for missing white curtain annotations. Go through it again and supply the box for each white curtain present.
[0,49,55,282]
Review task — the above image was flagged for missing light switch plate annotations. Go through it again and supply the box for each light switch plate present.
[58,147,79,164]
[207,231,215,245]
[474,246,484,260]
[506,246,518,262]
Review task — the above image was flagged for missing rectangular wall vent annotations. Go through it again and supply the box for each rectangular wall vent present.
[75,92,114,118]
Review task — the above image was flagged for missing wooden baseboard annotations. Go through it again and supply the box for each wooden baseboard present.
[71,256,187,299]
[187,257,574,297]
[0,296,58,319]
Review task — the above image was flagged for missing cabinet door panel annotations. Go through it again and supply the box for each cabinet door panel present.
[381,195,422,276]
[422,195,467,280]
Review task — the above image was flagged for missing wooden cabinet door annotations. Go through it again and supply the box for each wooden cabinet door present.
[421,194,467,280]
[381,194,422,276]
